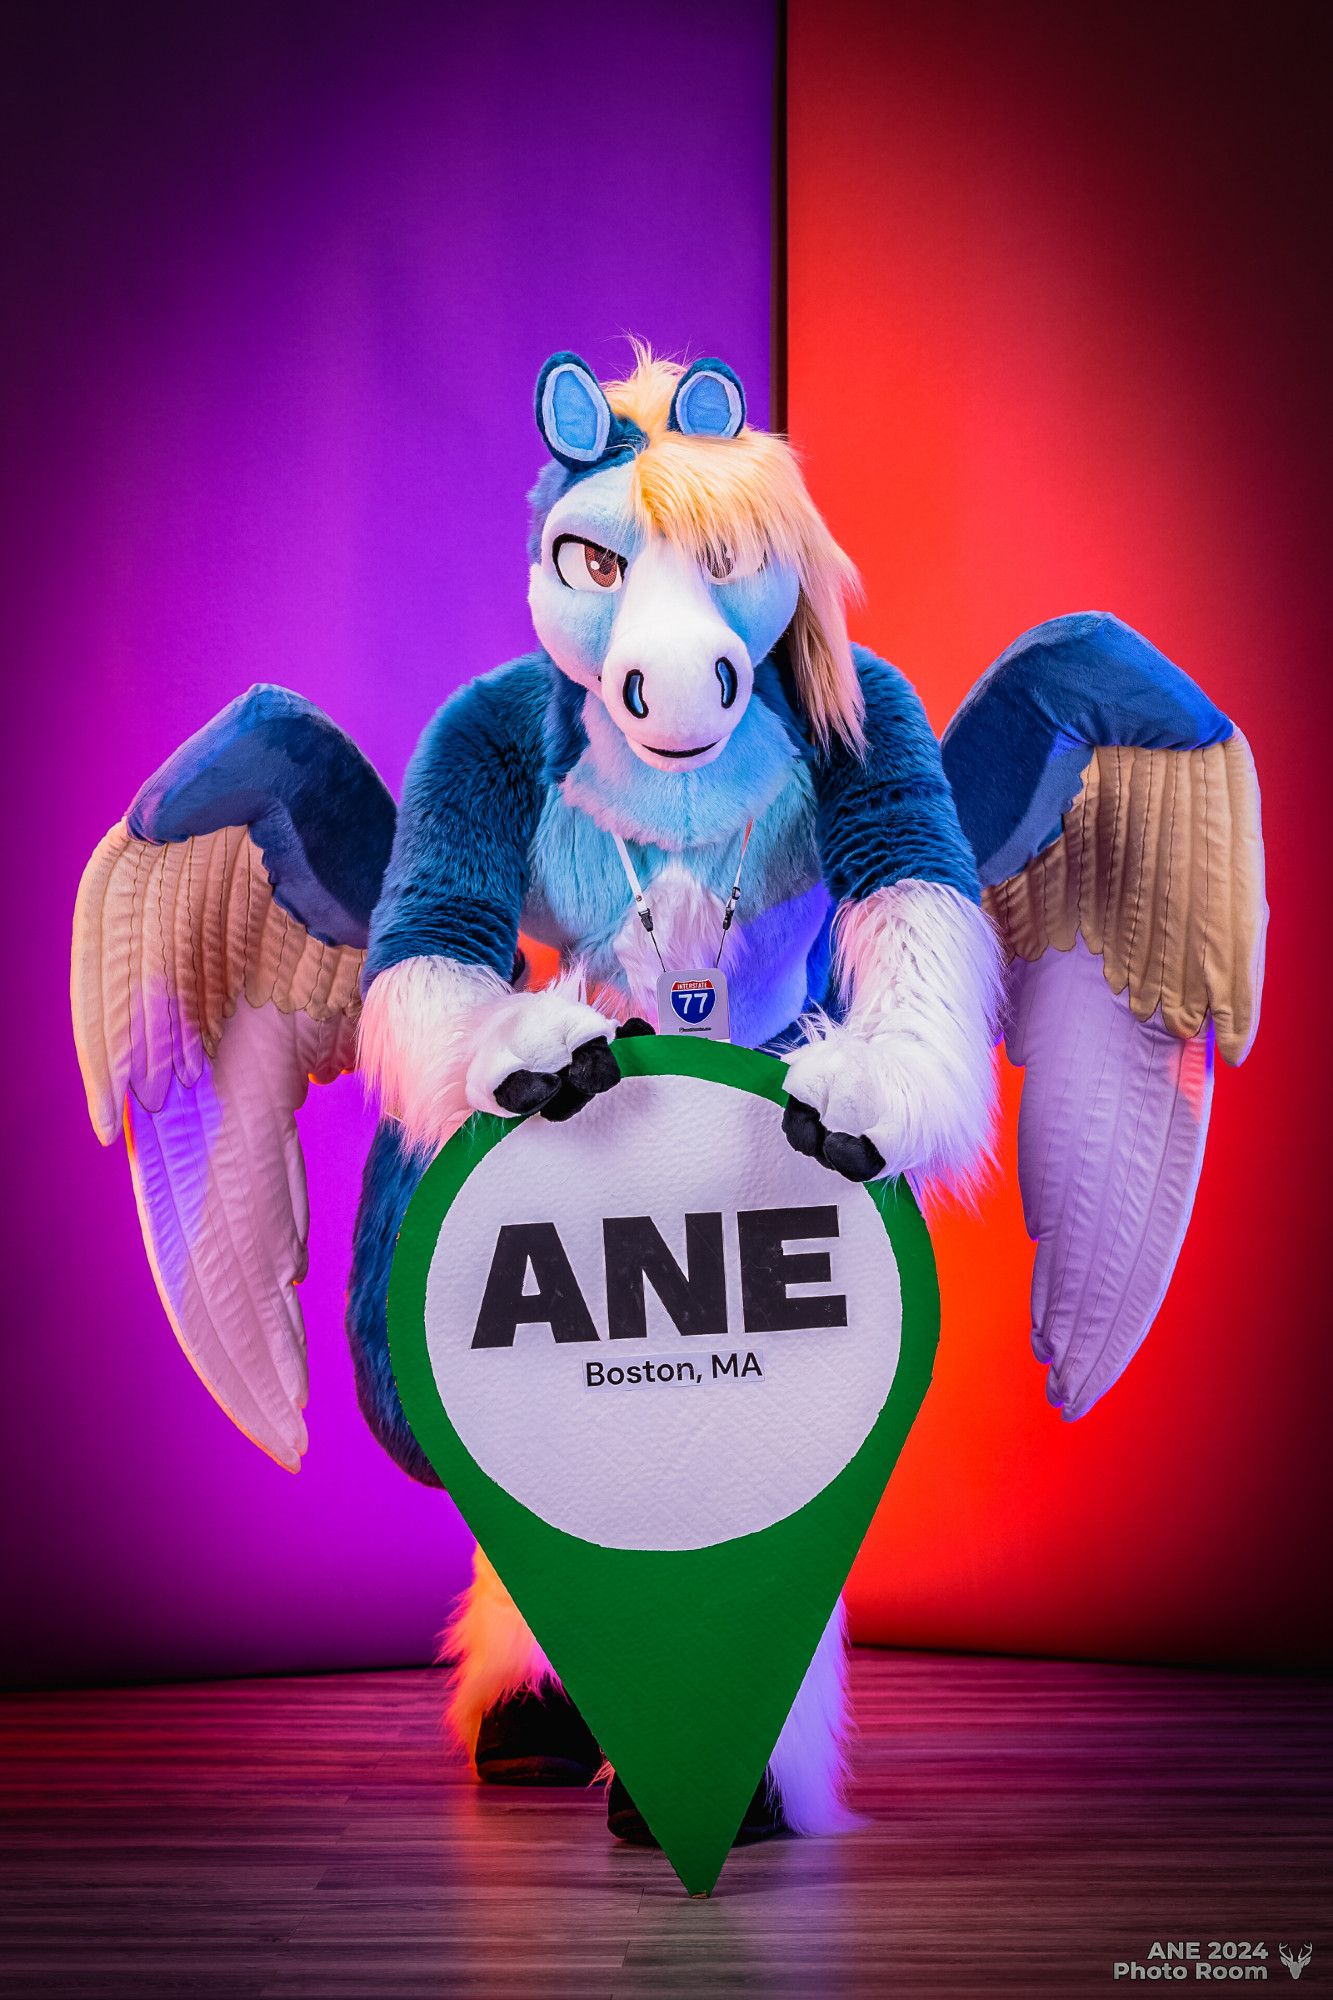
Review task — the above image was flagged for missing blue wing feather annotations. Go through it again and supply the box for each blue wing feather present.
[128,683,396,948]
[941,612,1232,886]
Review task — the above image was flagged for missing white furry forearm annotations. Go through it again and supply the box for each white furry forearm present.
[827,882,1001,1190]
[357,954,508,1155]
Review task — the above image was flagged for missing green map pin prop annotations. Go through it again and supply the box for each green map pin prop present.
[388,1036,938,1895]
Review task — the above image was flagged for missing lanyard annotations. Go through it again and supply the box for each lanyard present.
[611,821,754,972]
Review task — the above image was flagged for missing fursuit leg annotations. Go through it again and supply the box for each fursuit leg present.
[442,1547,599,1785]
[765,1597,858,1835]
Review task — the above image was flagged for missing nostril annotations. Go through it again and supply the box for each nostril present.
[623,669,649,719]
[715,657,738,709]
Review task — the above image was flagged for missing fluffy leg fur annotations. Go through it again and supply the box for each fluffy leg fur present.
[784,881,1002,1197]
[357,954,611,1155]
[440,1547,557,1764]
[766,1597,858,1834]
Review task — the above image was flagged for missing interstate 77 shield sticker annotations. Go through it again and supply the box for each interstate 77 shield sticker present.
[388,1035,939,1894]
[655,964,730,1039]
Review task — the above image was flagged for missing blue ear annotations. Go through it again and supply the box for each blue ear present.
[668,358,746,438]
[535,352,616,469]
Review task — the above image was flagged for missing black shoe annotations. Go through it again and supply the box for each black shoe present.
[606,1771,790,1846]
[474,1684,601,1786]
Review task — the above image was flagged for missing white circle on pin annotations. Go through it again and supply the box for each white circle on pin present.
[421,1071,903,1551]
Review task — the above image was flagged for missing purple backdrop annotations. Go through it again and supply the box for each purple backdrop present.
[3,3,774,1686]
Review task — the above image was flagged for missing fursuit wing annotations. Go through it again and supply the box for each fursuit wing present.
[71,686,395,1468]
[943,614,1266,1418]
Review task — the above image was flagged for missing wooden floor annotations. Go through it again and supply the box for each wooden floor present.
[2,1652,1329,1999]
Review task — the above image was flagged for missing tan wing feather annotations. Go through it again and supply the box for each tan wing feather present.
[983,732,1266,1063]
[72,821,364,1141]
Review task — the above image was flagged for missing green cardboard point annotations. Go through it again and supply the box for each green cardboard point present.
[389,1038,939,1895]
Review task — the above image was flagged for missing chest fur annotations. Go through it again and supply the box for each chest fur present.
[523,757,819,953]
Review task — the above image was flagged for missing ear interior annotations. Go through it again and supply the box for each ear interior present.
[536,353,614,467]
[669,359,746,439]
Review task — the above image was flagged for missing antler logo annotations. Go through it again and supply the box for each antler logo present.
[1280,1944,1313,1980]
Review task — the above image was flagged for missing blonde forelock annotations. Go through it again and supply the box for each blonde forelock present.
[601,345,864,749]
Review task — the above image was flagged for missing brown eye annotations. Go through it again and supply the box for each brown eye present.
[703,543,766,582]
[554,535,625,593]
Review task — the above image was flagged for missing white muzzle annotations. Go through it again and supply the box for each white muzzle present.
[601,542,753,771]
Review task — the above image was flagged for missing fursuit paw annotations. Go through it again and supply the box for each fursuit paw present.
[474,1685,601,1787]
[467,991,652,1124]
[781,1031,893,1183]
[467,986,615,1122]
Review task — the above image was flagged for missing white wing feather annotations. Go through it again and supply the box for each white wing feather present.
[71,821,364,1468]
[1005,938,1213,1418]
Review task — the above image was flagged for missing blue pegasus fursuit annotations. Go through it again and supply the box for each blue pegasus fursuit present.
[72,343,1266,1846]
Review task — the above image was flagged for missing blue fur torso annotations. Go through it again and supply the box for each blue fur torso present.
[364,645,978,991]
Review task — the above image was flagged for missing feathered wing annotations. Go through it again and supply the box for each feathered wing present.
[942,614,1267,1418]
[71,686,395,1469]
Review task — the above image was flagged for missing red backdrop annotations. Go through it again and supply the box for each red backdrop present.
[787,0,1331,1666]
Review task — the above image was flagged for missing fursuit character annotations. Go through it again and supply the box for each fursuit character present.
[71,346,1266,1847]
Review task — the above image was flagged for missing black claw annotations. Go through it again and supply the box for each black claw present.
[782,1097,824,1158]
[494,1068,562,1116]
[496,1034,625,1127]
[615,1016,655,1039]
[783,1095,884,1182]
[820,1129,886,1183]
[568,1036,620,1097]
[538,1073,591,1122]
[540,1037,623,1121]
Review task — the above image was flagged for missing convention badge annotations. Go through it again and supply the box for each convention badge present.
[388,1036,938,1896]
[655,965,730,1040]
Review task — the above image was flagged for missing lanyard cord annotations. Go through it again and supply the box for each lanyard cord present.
[611,819,755,973]
[610,831,664,969]
[713,817,754,966]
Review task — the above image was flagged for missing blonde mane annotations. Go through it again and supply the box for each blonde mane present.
[602,343,864,750]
